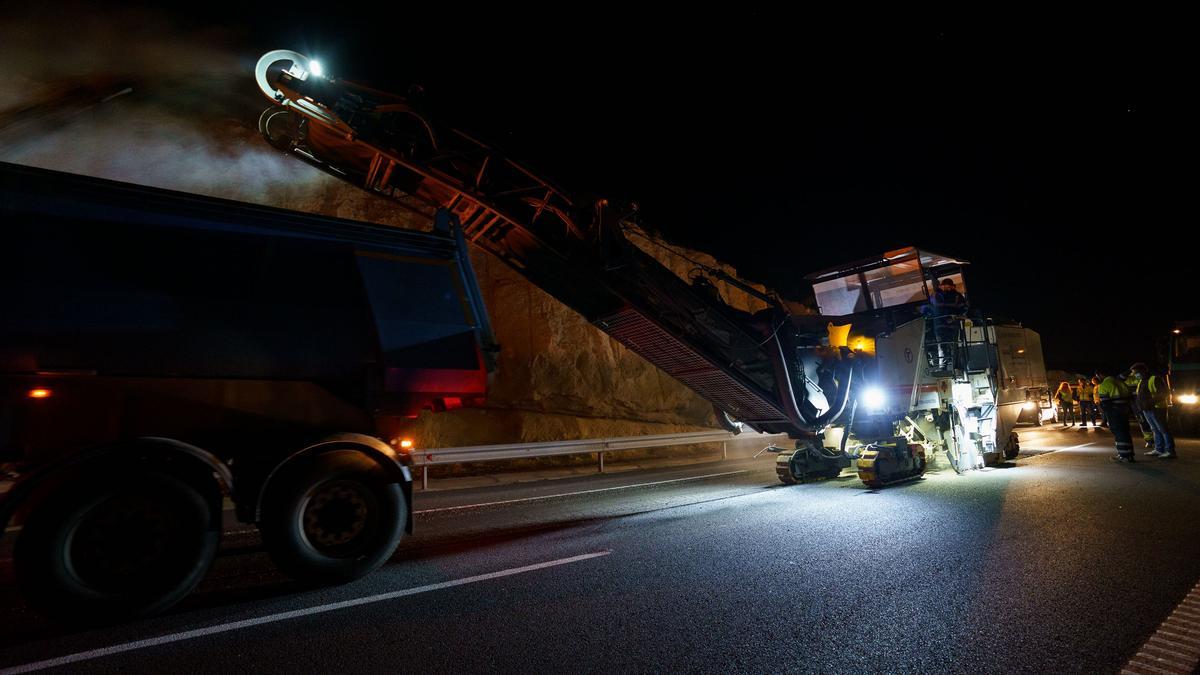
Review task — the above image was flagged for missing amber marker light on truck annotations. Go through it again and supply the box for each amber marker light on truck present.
[28,388,52,399]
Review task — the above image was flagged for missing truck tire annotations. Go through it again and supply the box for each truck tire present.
[14,471,219,623]
[259,450,405,585]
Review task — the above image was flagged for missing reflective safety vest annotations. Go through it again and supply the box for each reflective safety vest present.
[1136,375,1171,409]
[1098,376,1131,401]
[1056,387,1075,404]
[1077,385,1094,402]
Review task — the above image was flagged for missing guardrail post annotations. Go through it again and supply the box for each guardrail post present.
[598,450,605,474]
[422,465,429,491]
[723,441,728,460]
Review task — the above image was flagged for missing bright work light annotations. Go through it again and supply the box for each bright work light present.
[862,387,886,410]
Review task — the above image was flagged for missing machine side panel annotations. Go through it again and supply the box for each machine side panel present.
[1021,329,1048,389]
[995,326,1047,387]
[874,319,928,415]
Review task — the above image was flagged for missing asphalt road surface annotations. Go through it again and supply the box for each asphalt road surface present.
[1,425,1198,674]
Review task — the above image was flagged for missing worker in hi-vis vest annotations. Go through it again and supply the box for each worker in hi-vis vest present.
[1054,381,1077,427]
[1125,370,1156,448]
[1130,362,1176,458]
[1076,377,1098,427]
[1091,375,1109,427]
[1097,371,1135,462]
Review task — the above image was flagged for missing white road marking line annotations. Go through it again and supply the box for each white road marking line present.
[1154,630,1200,648]
[1021,441,1095,458]
[1126,658,1183,675]
[1158,625,1200,638]
[1129,656,1188,674]
[1138,645,1194,667]
[1148,637,1200,657]
[1126,580,1200,675]
[0,550,612,674]
[414,469,751,514]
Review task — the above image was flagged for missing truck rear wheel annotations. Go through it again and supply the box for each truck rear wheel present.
[259,450,405,585]
[14,471,219,623]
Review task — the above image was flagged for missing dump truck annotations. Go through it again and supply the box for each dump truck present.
[0,161,496,620]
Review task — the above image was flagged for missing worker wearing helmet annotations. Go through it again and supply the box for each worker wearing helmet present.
[1130,362,1176,458]
[930,278,967,371]
[1096,371,1135,462]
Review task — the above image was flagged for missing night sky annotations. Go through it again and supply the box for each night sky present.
[21,7,1198,371]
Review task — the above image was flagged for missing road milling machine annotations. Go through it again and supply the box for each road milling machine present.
[0,51,1055,624]
[789,250,1047,486]
[252,51,1048,488]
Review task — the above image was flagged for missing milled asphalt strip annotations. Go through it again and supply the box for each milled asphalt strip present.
[1123,580,1200,675]
[0,551,612,675]
[1023,441,1096,458]
[412,469,752,514]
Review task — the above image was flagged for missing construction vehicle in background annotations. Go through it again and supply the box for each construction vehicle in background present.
[1167,321,1200,434]
[0,49,1050,622]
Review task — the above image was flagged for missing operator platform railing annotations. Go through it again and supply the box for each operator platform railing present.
[925,314,999,380]
[407,429,789,489]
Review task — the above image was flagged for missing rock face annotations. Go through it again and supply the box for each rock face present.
[0,42,803,449]
[404,227,784,448]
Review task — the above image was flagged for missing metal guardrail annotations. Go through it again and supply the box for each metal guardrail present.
[409,429,789,489]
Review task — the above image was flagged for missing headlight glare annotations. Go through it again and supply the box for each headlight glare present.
[862,387,886,410]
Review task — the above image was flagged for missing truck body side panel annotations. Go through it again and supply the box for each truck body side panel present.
[0,162,489,465]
